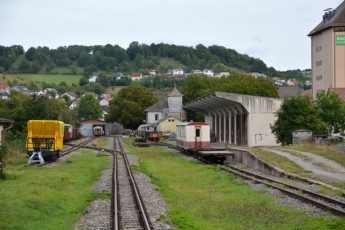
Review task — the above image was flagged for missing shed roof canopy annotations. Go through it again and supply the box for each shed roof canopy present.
[183,92,282,114]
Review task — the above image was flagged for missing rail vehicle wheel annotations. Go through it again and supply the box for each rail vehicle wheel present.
[54,152,60,160]
[45,155,55,162]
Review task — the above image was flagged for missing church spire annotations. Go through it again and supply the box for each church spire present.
[168,84,183,97]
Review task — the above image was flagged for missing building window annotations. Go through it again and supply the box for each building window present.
[172,119,175,122]
[316,46,322,52]
[316,75,322,81]
[168,119,171,122]
[316,61,322,66]
[155,114,159,121]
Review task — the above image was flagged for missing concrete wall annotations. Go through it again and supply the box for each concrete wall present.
[247,113,280,147]
[228,148,284,177]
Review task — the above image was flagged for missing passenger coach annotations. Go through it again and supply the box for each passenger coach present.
[176,121,210,149]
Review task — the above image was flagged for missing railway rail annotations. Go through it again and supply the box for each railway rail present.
[157,141,345,217]
[112,136,152,230]
[29,138,96,166]
[221,164,345,216]
[62,137,96,156]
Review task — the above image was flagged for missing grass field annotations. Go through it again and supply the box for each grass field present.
[124,138,345,229]
[0,149,111,230]
[0,73,83,87]
[2,138,345,229]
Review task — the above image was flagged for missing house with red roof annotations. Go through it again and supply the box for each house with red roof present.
[0,84,11,93]
[131,72,143,81]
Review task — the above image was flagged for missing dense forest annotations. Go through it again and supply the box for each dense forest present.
[0,42,308,81]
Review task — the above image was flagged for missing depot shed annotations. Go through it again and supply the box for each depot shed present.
[183,92,283,147]
[80,119,109,137]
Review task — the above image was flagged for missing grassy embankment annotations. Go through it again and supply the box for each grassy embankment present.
[0,143,111,230]
[284,144,345,167]
[244,144,345,190]
[124,138,345,229]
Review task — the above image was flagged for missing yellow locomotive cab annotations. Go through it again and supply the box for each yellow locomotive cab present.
[27,120,64,164]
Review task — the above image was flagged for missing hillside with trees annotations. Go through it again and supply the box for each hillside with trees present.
[0,42,309,133]
[0,42,308,82]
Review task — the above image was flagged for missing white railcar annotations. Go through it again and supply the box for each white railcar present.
[176,121,210,149]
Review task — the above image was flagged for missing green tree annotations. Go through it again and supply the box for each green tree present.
[271,95,326,145]
[316,91,345,135]
[82,82,105,95]
[24,95,50,120]
[218,72,278,98]
[30,60,41,73]
[181,74,216,102]
[108,98,143,129]
[19,59,31,73]
[25,47,36,61]
[107,86,158,129]
[78,50,92,67]
[77,94,103,120]
[181,72,278,103]
[117,86,157,109]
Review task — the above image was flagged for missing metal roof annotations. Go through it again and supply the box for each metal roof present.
[183,92,282,114]
[144,100,168,112]
[184,92,245,114]
[308,1,345,36]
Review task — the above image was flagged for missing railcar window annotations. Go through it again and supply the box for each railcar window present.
[195,128,200,137]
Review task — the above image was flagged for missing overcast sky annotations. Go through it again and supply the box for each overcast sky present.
[0,0,343,71]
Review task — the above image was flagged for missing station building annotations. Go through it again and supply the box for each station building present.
[143,86,186,134]
[80,119,124,137]
[183,92,283,147]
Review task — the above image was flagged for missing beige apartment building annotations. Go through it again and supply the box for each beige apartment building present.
[308,1,345,99]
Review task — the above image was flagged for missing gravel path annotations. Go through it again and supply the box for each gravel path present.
[264,148,345,183]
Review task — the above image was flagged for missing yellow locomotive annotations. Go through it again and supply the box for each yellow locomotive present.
[26,120,64,164]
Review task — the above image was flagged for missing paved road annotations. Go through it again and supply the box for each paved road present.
[264,148,345,183]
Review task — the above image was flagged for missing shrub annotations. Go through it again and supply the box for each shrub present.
[0,144,8,179]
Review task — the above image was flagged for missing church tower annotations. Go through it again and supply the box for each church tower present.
[167,86,186,121]
[168,86,183,113]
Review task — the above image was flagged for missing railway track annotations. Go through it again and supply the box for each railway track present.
[112,136,152,230]
[30,138,96,166]
[221,164,345,216]
[158,141,345,216]
[62,137,96,156]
